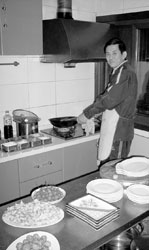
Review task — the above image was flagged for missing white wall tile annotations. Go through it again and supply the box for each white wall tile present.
[56,63,94,81]
[123,7,149,13]
[72,0,97,13]
[28,82,56,108]
[73,10,96,21]
[31,105,56,130]
[27,57,55,83]
[97,0,123,15]
[56,100,93,117]
[56,79,94,104]
[42,5,57,19]
[0,84,29,112]
[123,0,149,10]
[0,57,27,85]
[42,0,57,8]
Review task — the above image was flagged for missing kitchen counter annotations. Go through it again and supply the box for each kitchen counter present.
[0,128,148,164]
[0,132,100,163]
[0,171,149,250]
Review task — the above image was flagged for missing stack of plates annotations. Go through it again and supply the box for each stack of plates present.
[116,157,149,177]
[66,194,120,230]
[86,179,123,203]
[126,184,149,204]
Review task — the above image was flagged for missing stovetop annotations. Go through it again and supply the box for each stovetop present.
[41,127,85,140]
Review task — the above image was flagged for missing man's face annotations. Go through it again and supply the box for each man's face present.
[105,44,127,69]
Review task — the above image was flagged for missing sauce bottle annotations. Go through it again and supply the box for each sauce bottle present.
[3,110,13,139]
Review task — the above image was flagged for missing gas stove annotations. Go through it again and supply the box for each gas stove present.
[41,126,85,140]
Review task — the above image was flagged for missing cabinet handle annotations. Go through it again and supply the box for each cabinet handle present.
[42,161,53,167]
[34,165,40,168]
[34,161,53,169]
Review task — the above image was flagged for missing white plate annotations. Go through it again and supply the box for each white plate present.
[31,186,66,204]
[6,231,60,250]
[116,157,149,177]
[86,179,123,203]
[87,179,123,195]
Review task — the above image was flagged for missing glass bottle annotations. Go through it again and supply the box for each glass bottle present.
[3,110,13,139]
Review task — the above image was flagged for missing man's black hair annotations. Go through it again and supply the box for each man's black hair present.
[104,37,127,54]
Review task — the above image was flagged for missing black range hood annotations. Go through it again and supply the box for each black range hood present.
[41,18,113,64]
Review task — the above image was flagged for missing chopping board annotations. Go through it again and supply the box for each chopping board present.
[99,159,149,187]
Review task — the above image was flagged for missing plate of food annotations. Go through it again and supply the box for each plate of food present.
[31,185,66,204]
[6,231,60,250]
[2,200,64,228]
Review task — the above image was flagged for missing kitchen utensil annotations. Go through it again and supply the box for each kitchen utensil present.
[49,116,77,128]
[104,223,144,250]
[13,109,40,136]
[130,234,149,250]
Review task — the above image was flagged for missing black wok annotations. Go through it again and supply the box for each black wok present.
[49,116,77,128]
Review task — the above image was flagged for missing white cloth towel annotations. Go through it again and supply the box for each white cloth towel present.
[82,118,95,136]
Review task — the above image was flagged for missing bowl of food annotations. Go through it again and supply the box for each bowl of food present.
[31,185,66,204]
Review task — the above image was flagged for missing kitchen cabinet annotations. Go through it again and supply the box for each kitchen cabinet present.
[18,149,63,196]
[63,139,98,181]
[0,136,99,202]
[0,160,19,204]
[129,133,149,158]
[0,0,42,55]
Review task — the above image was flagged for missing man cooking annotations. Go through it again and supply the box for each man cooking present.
[77,37,138,166]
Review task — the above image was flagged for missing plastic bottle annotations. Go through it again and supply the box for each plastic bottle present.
[3,110,13,139]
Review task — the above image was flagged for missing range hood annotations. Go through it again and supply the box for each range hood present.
[41,0,115,64]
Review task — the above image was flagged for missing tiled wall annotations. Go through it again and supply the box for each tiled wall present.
[0,0,149,137]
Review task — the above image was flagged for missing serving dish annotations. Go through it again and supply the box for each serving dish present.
[86,179,123,203]
[6,231,60,250]
[2,200,64,228]
[31,186,66,204]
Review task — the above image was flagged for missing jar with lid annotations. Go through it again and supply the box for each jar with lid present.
[3,110,13,139]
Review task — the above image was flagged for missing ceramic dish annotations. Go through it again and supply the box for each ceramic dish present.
[2,200,64,228]
[86,179,123,203]
[6,231,60,250]
[126,184,149,204]
[116,157,149,177]
[31,186,66,204]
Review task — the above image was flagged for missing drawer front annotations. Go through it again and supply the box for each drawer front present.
[18,149,63,182]
[20,171,63,197]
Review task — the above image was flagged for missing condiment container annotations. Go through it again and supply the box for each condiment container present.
[1,141,17,152]
[28,137,42,148]
[16,139,30,150]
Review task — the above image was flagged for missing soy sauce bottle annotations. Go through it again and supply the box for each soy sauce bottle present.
[3,110,13,139]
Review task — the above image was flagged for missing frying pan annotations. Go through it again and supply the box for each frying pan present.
[49,116,77,128]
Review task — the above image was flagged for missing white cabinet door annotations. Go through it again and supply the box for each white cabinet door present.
[0,160,19,204]
[0,0,42,55]
[63,140,98,181]
[18,149,64,196]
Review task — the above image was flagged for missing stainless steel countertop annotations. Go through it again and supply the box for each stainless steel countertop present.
[0,171,149,250]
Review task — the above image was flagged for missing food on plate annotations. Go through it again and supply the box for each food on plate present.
[2,200,64,227]
[32,186,66,203]
[16,233,52,250]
